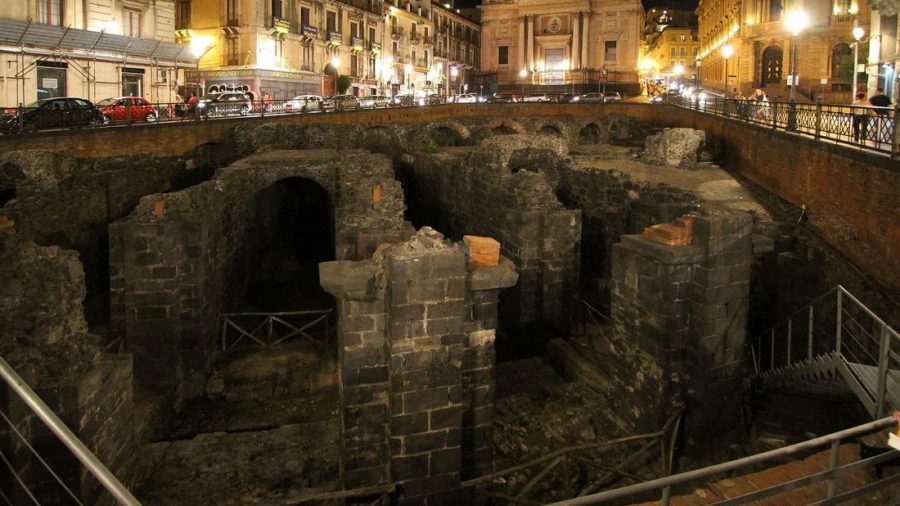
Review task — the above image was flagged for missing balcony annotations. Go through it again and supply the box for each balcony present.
[351,37,365,50]
[370,41,381,52]
[832,14,854,24]
[340,0,383,16]
[272,16,290,34]
[328,30,343,45]
[302,24,318,40]
[392,26,404,40]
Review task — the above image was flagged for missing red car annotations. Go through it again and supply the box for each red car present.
[96,97,158,123]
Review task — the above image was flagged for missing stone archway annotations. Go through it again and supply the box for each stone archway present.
[761,46,783,87]
[323,63,338,96]
[578,122,603,144]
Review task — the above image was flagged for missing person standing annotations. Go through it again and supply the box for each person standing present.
[868,88,893,144]
[851,92,873,143]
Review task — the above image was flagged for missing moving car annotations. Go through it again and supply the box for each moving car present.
[557,93,579,103]
[603,92,622,102]
[283,95,322,113]
[0,97,105,133]
[96,97,158,123]
[391,94,416,107]
[199,91,252,117]
[359,95,389,109]
[575,92,605,103]
[487,94,517,103]
[418,94,443,106]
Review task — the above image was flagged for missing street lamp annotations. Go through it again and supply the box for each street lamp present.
[405,63,413,92]
[190,36,213,98]
[852,26,865,100]
[785,9,809,130]
[695,56,702,87]
[721,44,734,98]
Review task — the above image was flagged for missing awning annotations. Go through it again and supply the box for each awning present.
[0,17,198,67]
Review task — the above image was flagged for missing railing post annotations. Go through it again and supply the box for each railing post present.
[17,103,24,133]
[772,101,778,129]
[814,102,822,139]
[787,318,793,365]
[875,324,890,417]
[836,289,843,355]
[892,105,899,159]
[661,484,672,506]
[808,306,814,360]
[826,439,840,498]
[770,328,776,370]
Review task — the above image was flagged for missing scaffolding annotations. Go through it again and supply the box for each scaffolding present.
[0,17,197,105]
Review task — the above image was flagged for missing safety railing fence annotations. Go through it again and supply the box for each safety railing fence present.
[671,95,898,156]
[0,356,140,505]
[461,409,684,503]
[220,308,332,351]
[545,414,900,506]
[753,286,900,418]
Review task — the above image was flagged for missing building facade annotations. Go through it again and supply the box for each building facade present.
[867,0,900,100]
[697,0,872,102]
[0,0,194,107]
[478,0,644,95]
[642,27,700,84]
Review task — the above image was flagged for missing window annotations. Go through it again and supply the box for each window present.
[833,0,852,15]
[121,69,143,97]
[272,0,282,19]
[124,9,141,37]
[327,11,336,33]
[301,7,310,27]
[38,0,63,26]
[369,57,375,78]
[679,47,685,56]
[369,26,376,44]
[350,22,359,39]
[670,46,676,56]
[302,44,313,71]
[831,43,852,78]
[37,64,66,99]
[226,37,239,66]
[392,40,399,55]
[351,53,358,76]
[680,34,686,41]
[412,48,417,63]
[498,45,509,65]
[226,0,239,25]
[176,0,190,29]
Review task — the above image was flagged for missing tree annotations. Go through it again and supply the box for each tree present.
[337,75,352,94]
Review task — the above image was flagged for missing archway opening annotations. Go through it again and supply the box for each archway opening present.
[492,125,518,135]
[240,177,334,312]
[540,125,563,137]
[429,126,464,147]
[578,123,603,144]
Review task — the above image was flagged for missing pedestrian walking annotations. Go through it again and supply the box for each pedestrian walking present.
[851,92,874,143]
[868,88,893,144]
[263,91,272,113]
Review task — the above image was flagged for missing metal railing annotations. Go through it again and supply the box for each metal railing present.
[752,286,900,418]
[462,410,684,502]
[220,308,332,351]
[0,356,140,505]
[669,95,899,156]
[545,413,900,506]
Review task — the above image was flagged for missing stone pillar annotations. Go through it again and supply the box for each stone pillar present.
[609,206,752,456]
[527,16,534,70]
[321,228,518,503]
[582,14,590,68]
[519,16,526,73]
[572,12,581,70]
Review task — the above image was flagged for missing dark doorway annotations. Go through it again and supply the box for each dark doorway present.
[241,178,334,312]
[761,46,783,87]
[323,63,337,96]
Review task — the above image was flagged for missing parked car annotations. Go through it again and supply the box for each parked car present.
[521,93,553,103]
[575,92,605,103]
[330,94,360,112]
[359,95,389,109]
[199,91,252,117]
[557,93,579,103]
[603,92,622,102]
[454,93,480,104]
[391,94,416,107]
[96,96,158,123]
[0,97,105,133]
[283,95,322,113]
[487,94,516,103]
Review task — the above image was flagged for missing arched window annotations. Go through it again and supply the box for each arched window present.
[831,43,853,80]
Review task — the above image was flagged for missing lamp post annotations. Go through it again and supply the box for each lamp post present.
[852,26,865,101]
[721,44,733,98]
[405,63,413,93]
[785,10,809,130]
[695,56,702,87]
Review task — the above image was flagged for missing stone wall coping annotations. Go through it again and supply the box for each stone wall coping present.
[319,260,379,301]
[618,234,706,265]
[467,256,519,291]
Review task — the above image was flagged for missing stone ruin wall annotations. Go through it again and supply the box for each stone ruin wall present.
[108,150,408,403]
[0,228,136,506]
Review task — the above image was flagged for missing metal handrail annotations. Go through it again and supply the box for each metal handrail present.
[0,356,141,505]
[545,413,900,506]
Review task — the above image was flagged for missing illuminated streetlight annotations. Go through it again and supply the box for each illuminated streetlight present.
[331,56,341,69]
[784,10,808,129]
[519,68,528,78]
[673,64,685,76]
[852,26,865,100]
[721,44,733,98]
[190,36,213,98]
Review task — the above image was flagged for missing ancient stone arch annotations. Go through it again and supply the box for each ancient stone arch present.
[487,118,527,135]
